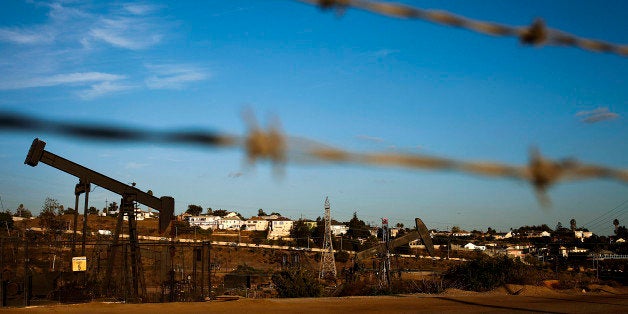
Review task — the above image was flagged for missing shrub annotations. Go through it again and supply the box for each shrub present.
[271,269,322,298]
[443,255,548,292]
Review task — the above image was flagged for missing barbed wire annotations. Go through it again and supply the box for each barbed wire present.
[296,0,628,57]
[2,111,627,206]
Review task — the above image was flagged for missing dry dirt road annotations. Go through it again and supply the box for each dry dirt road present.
[3,293,628,314]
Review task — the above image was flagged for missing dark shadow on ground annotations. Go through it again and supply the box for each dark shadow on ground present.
[435,296,565,314]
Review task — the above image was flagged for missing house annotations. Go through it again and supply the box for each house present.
[616,238,626,243]
[267,217,294,239]
[574,230,593,241]
[188,215,220,230]
[506,246,525,258]
[244,216,269,231]
[452,231,472,237]
[331,224,348,236]
[369,227,379,237]
[493,231,512,240]
[389,228,400,238]
[302,219,317,230]
[464,243,486,251]
[219,212,243,230]
[123,209,155,221]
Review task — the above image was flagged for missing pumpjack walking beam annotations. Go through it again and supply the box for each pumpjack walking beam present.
[25,138,174,301]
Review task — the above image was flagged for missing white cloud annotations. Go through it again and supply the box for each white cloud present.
[145,64,208,89]
[576,107,620,123]
[89,17,163,50]
[78,81,135,99]
[356,134,384,143]
[0,28,53,44]
[123,3,161,15]
[0,72,125,90]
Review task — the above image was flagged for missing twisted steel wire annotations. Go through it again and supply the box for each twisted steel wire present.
[298,0,628,57]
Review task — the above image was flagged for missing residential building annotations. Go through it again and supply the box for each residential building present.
[267,217,294,239]
[188,215,220,230]
[464,243,486,251]
[331,224,348,236]
[219,212,243,230]
[244,216,269,231]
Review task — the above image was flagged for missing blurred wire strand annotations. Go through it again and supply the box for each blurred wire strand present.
[2,111,627,206]
[297,0,628,57]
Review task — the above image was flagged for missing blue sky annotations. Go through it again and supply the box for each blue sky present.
[1,1,627,235]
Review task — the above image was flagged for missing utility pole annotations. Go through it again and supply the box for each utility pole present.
[319,197,336,280]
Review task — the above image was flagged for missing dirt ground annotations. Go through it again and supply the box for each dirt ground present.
[4,286,628,314]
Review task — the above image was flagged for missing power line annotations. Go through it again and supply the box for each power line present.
[297,0,628,57]
[582,199,628,230]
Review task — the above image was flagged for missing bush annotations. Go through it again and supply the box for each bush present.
[443,255,548,292]
[271,269,322,298]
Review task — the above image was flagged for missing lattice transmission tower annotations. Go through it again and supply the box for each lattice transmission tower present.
[319,197,337,280]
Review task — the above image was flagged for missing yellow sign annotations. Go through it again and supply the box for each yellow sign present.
[72,256,87,272]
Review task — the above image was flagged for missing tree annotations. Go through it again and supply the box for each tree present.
[451,226,461,234]
[39,197,65,233]
[87,206,99,215]
[212,209,228,217]
[555,221,563,231]
[14,204,32,218]
[62,207,77,215]
[258,208,267,216]
[186,204,203,216]
[40,197,61,217]
[0,210,14,230]
[347,212,370,239]
[614,219,620,233]
[206,207,213,215]
[290,220,312,247]
[270,212,282,216]
[615,225,628,239]
[107,202,119,214]
[570,218,577,231]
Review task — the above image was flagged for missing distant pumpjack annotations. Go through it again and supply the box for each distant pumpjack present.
[319,197,337,280]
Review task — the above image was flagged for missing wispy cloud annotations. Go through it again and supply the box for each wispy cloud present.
[0,28,53,44]
[356,135,384,143]
[123,3,162,15]
[89,17,163,50]
[0,2,177,99]
[576,107,620,123]
[145,64,208,89]
[0,72,125,90]
[125,162,148,169]
[370,49,399,58]
[78,81,135,99]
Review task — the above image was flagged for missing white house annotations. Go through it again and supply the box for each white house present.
[267,217,294,239]
[464,243,486,251]
[493,231,512,240]
[574,230,593,241]
[244,216,269,231]
[219,212,243,230]
[331,224,348,236]
[122,209,155,221]
[188,215,220,230]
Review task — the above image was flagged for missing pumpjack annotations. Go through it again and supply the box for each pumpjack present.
[354,218,435,285]
[25,138,174,301]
